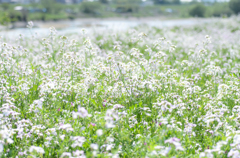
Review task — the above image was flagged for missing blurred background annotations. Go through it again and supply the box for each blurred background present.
[0,0,239,30]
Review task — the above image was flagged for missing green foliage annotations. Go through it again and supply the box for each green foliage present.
[80,2,102,14]
[154,0,180,4]
[211,3,232,17]
[189,3,206,17]
[0,3,10,11]
[99,0,109,4]
[8,10,26,22]
[113,0,142,4]
[0,1,235,22]
[41,0,55,13]
[173,0,181,4]
[115,5,139,13]
[41,0,64,14]
[154,0,168,4]
[28,13,45,21]
[229,0,240,14]
[0,12,11,26]
[1,16,240,158]
[112,0,141,14]
[44,13,68,21]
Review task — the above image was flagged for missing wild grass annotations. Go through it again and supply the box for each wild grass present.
[1,17,240,158]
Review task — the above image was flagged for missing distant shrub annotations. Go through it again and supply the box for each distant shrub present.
[8,11,23,22]
[229,0,240,14]
[115,6,133,13]
[41,14,46,21]
[28,13,46,21]
[80,2,101,14]
[114,4,139,14]
[189,4,206,17]
[99,0,108,4]
[0,12,11,26]
[44,13,68,21]
[212,7,232,17]
[0,3,10,11]
[68,15,75,20]
[205,3,233,17]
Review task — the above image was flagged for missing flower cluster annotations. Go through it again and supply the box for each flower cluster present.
[0,17,240,157]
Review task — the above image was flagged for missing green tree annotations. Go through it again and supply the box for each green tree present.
[154,0,180,4]
[80,2,101,14]
[173,0,180,4]
[0,3,10,11]
[229,0,240,14]
[99,0,108,3]
[189,3,206,17]
[0,13,11,27]
[113,0,141,4]
[154,0,168,4]
[41,0,64,14]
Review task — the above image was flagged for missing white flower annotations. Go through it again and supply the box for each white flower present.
[0,143,3,153]
[72,106,91,119]
[105,121,115,128]
[90,143,99,150]
[154,146,165,150]
[29,146,45,154]
[106,144,114,151]
[71,142,84,148]
[107,137,114,143]
[7,138,14,144]
[60,135,65,140]
[228,149,240,158]
[199,152,205,158]
[113,104,124,110]
[159,147,172,156]
[59,124,73,132]
[27,21,34,29]
[165,137,184,151]
[71,136,86,148]
[73,150,85,157]
[60,152,72,158]
[96,129,103,136]
[33,98,44,109]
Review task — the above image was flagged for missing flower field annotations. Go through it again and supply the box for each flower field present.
[1,18,240,158]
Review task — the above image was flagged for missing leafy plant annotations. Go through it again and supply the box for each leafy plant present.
[229,0,240,14]
[189,3,206,17]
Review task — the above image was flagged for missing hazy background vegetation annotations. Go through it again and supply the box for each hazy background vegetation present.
[0,0,240,27]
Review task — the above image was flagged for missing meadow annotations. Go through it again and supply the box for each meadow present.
[1,17,240,158]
